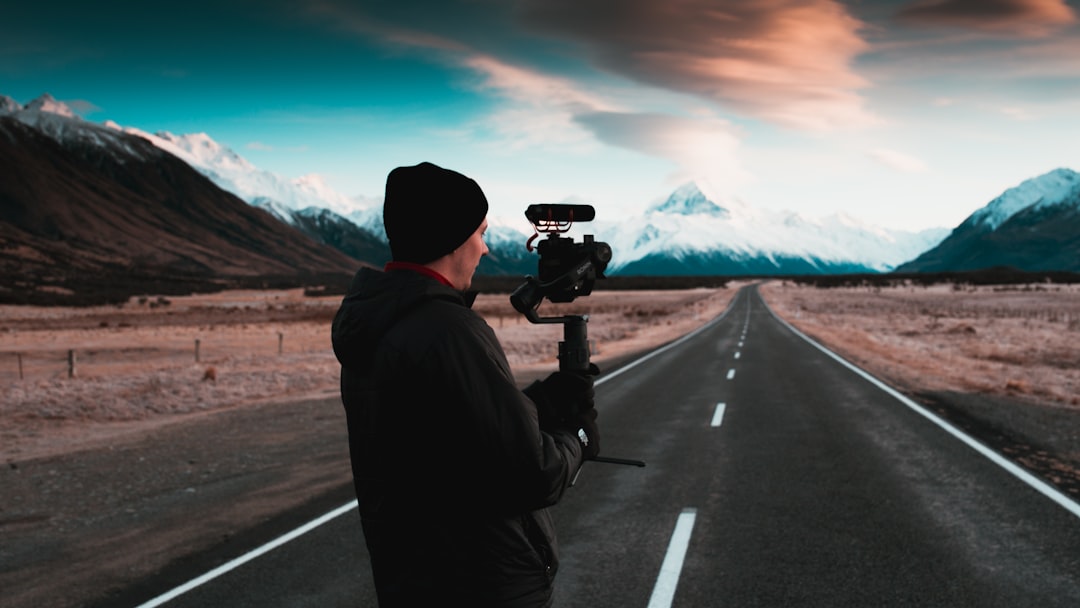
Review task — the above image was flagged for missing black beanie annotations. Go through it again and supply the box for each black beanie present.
[383,162,489,264]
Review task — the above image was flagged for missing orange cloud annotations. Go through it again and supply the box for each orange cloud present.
[519,0,876,130]
[895,0,1076,37]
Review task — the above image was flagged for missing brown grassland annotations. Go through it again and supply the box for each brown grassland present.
[761,281,1080,409]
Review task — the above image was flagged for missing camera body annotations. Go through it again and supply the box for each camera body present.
[524,204,612,303]
[534,233,611,302]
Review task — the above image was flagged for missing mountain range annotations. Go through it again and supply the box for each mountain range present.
[0,94,359,304]
[98,100,950,276]
[1,92,1077,305]
[144,121,1080,276]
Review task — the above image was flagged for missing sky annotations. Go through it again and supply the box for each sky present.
[3,0,1080,231]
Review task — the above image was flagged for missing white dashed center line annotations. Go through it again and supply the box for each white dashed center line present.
[711,403,727,427]
[647,508,698,608]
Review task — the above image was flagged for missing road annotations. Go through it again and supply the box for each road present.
[116,285,1080,607]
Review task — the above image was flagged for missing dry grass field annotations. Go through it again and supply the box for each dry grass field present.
[0,286,738,463]
[760,281,1080,409]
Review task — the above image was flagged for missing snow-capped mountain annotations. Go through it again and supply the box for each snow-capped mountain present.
[651,183,732,217]
[1,93,164,161]
[0,93,359,304]
[968,167,1080,231]
[124,129,381,225]
[897,168,1080,273]
[592,185,948,275]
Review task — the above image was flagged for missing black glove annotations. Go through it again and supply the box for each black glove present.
[523,365,601,459]
[524,365,598,431]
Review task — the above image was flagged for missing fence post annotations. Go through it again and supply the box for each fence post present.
[195,339,201,362]
[278,332,284,355]
[68,349,77,378]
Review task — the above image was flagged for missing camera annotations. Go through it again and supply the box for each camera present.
[521,204,612,303]
[510,203,611,369]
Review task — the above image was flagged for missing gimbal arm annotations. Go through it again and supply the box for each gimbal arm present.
[510,275,645,469]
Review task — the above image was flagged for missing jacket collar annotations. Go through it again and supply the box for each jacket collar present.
[383,261,478,309]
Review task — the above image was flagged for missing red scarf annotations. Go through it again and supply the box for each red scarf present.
[384,261,454,288]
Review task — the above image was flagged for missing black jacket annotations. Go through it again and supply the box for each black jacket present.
[331,267,585,607]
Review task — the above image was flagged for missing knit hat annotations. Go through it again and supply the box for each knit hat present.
[383,162,489,264]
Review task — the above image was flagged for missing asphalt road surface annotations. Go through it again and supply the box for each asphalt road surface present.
[116,285,1080,607]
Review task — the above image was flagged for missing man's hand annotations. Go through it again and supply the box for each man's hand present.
[525,365,597,426]
[524,365,601,458]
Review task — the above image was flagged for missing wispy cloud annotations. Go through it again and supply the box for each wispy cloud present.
[518,0,877,131]
[895,0,1076,37]
[462,55,751,188]
[462,53,617,148]
[462,54,754,189]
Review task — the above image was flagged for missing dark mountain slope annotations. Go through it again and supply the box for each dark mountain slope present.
[897,169,1080,273]
[0,117,360,304]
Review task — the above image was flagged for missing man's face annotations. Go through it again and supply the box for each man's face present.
[446,218,489,290]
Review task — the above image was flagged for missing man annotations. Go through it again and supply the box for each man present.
[332,161,600,607]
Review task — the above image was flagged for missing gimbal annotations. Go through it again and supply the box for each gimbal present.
[510,204,644,470]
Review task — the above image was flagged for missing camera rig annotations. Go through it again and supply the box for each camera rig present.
[510,204,644,469]
[510,204,612,372]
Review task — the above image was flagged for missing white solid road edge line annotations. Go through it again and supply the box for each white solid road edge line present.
[761,294,1080,521]
[135,500,358,608]
[647,508,698,608]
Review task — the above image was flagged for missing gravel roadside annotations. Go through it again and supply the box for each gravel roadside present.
[1,391,352,608]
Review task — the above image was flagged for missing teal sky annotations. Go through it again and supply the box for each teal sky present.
[4,0,1080,230]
